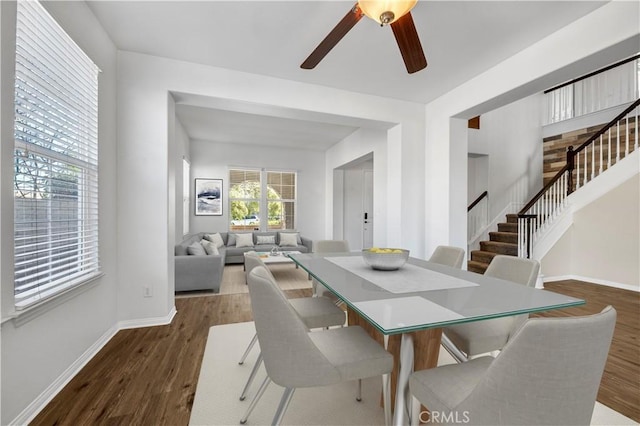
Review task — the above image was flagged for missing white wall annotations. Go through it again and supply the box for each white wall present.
[424,1,639,258]
[542,175,639,289]
[471,94,544,220]
[116,51,427,325]
[174,119,190,239]
[188,140,326,241]
[0,2,119,423]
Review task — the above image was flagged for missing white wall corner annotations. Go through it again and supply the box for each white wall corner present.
[117,305,177,330]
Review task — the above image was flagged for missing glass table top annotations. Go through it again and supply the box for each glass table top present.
[289,252,585,335]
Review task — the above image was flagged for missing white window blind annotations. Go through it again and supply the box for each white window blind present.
[13,0,100,309]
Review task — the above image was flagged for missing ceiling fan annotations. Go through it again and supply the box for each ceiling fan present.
[301,0,427,74]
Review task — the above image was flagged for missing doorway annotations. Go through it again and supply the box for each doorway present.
[340,155,374,251]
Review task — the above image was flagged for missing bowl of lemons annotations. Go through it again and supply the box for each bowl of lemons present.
[362,247,410,271]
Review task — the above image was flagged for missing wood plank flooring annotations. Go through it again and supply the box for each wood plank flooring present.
[531,280,640,423]
[31,278,638,425]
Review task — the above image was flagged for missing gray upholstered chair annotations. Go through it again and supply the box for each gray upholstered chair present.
[238,251,345,401]
[441,255,540,363]
[410,306,616,426]
[428,245,465,269]
[243,266,393,425]
[312,240,350,299]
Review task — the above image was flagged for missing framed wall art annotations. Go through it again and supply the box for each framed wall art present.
[195,178,223,216]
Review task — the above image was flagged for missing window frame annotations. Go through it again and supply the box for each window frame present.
[12,0,101,310]
[228,168,297,232]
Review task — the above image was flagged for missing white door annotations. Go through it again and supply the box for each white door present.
[362,170,374,249]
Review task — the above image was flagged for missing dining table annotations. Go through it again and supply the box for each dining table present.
[288,252,585,426]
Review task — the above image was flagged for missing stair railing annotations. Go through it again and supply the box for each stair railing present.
[467,191,488,242]
[517,98,640,258]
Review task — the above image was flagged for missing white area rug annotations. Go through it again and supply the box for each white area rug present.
[190,322,637,426]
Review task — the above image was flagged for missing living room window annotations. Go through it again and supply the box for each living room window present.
[229,168,296,231]
[13,0,101,309]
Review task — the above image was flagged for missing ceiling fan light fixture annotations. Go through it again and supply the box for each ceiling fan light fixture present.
[358,0,418,26]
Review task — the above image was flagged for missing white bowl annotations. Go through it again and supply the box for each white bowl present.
[362,248,410,271]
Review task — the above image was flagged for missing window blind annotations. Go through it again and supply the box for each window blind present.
[13,0,100,309]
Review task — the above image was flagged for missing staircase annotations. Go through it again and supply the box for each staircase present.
[468,214,519,273]
[468,98,639,274]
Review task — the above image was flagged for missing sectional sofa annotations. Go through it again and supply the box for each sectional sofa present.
[174,231,312,292]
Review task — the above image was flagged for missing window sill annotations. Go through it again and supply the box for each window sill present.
[2,272,104,327]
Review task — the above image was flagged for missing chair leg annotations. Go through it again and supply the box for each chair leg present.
[271,387,296,426]
[239,333,258,365]
[383,373,392,426]
[440,333,469,363]
[240,375,272,424]
[239,352,263,401]
[356,378,362,402]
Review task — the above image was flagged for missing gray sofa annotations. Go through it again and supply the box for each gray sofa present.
[174,231,312,293]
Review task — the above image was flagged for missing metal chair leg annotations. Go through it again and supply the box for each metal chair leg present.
[240,376,271,424]
[356,378,362,401]
[239,352,263,401]
[271,387,296,426]
[440,333,469,363]
[383,373,392,426]
[239,333,258,365]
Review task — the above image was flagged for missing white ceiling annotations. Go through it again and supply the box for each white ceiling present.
[87,0,607,148]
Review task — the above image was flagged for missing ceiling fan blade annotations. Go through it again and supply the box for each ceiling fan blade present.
[301,4,364,69]
[390,12,427,74]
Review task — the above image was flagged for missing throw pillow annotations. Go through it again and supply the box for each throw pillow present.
[256,235,276,245]
[227,233,236,247]
[201,239,219,256]
[279,232,299,247]
[204,232,225,249]
[235,233,254,248]
[279,231,302,245]
[187,241,207,256]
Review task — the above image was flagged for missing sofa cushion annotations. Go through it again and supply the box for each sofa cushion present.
[201,239,220,255]
[278,231,302,245]
[204,232,225,249]
[235,233,254,248]
[256,235,276,245]
[279,232,299,247]
[187,241,207,256]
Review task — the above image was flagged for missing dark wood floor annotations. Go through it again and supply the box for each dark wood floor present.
[531,280,640,423]
[31,281,638,425]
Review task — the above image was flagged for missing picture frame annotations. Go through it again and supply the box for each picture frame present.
[195,178,223,216]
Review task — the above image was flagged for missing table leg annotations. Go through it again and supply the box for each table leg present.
[393,333,414,425]
[347,307,443,423]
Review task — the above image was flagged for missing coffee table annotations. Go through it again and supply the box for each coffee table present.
[247,250,302,266]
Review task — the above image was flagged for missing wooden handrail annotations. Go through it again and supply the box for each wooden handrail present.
[519,97,640,216]
[544,54,639,94]
[468,191,488,212]
[572,98,640,155]
[518,165,569,215]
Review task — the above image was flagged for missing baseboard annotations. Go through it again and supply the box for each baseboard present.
[11,324,119,425]
[11,305,178,425]
[117,305,177,330]
[544,275,639,292]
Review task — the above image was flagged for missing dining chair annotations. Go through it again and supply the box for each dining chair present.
[441,255,540,363]
[242,266,393,425]
[238,251,346,401]
[409,306,616,426]
[428,245,465,268]
[312,240,350,299]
